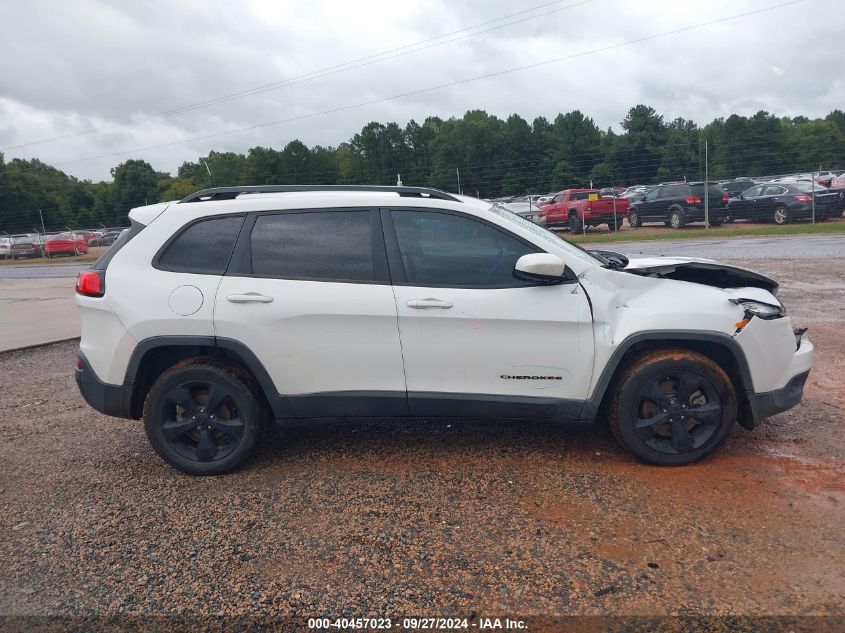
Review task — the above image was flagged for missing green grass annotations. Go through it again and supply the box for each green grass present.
[568,220,845,244]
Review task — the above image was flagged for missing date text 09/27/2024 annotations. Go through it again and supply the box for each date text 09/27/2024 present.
[307,617,527,630]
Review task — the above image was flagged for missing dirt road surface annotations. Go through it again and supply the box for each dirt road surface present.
[0,257,843,627]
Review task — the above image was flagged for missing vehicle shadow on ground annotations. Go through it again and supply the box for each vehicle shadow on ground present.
[249,417,633,473]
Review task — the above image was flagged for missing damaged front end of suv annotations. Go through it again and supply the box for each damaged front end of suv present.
[581,252,812,433]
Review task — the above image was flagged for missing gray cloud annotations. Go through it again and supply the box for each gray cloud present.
[0,0,840,181]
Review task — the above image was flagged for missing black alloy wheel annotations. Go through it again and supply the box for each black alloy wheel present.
[632,371,721,455]
[608,349,736,465]
[159,381,245,463]
[144,363,262,475]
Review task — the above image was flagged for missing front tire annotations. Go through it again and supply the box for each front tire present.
[143,362,263,475]
[568,213,583,233]
[608,349,736,466]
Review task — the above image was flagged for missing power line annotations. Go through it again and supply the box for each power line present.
[0,0,590,153]
[52,0,804,168]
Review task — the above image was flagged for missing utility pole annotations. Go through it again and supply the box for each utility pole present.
[38,209,46,234]
[456,168,461,195]
[704,141,709,229]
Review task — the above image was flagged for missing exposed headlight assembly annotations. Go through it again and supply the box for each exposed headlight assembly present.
[730,298,785,320]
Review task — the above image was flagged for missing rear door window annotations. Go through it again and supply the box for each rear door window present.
[249,210,375,282]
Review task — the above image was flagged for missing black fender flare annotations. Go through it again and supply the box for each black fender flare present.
[124,335,294,418]
[581,330,755,424]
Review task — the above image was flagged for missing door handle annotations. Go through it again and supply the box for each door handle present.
[406,298,453,309]
[226,293,274,304]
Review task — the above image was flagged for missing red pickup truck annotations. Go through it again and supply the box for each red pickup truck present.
[538,189,629,232]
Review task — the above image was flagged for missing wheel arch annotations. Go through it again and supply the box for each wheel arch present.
[125,336,291,419]
[586,331,755,429]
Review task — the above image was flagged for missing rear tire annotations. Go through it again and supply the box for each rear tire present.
[143,362,263,475]
[773,206,789,225]
[608,217,622,231]
[607,349,736,466]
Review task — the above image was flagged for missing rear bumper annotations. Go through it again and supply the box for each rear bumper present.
[585,212,627,224]
[74,351,135,419]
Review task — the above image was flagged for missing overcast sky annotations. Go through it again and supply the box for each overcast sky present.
[0,0,840,182]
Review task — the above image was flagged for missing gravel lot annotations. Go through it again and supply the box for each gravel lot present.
[1,257,843,628]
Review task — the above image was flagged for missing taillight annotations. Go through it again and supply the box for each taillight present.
[75,356,84,371]
[721,193,729,203]
[793,194,812,202]
[685,196,703,205]
[76,270,104,297]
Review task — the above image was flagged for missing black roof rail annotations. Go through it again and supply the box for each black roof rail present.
[179,185,462,203]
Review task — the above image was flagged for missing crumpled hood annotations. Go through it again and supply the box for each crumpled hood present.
[621,255,779,294]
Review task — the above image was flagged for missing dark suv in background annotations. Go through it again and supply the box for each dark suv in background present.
[628,182,729,228]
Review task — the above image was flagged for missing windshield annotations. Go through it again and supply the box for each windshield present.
[487,204,603,266]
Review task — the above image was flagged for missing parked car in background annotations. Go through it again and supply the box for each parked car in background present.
[628,182,729,228]
[536,193,556,207]
[719,178,757,199]
[599,186,627,198]
[539,189,629,231]
[44,232,89,258]
[620,185,653,203]
[9,234,43,259]
[499,196,542,222]
[0,236,11,259]
[88,230,123,247]
[727,182,839,224]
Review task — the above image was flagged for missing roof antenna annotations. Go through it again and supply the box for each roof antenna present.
[201,158,217,186]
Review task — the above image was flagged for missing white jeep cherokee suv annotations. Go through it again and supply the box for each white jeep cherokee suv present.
[74,185,813,475]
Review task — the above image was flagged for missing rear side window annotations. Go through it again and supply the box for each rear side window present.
[157,215,244,274]
[250,211,374,281]
[663,185,687,197]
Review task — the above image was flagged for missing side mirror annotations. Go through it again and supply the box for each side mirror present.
[513,253,574,284]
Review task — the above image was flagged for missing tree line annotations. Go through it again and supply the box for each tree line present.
[1,104,844,233]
